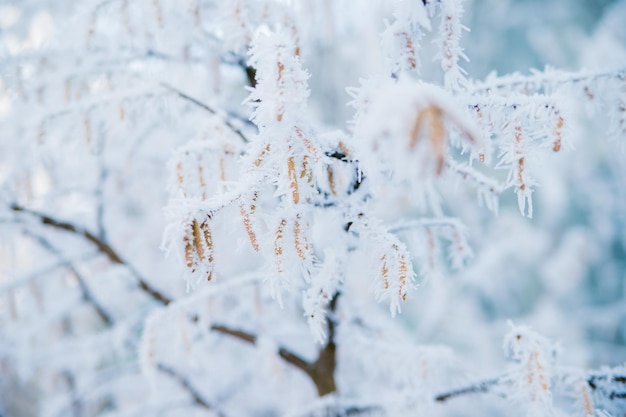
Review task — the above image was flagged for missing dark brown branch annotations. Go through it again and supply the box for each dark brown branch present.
[11,204,122,263]
[210,324,256,344]
[242,61,257,88]
[159,82,252,143]
[279,347,311,374]
[434,373,626,403]
[308,292,339,396]
[588,374,626,400]
[434,378,499,402]
[210,324,313,375]
[211,315,340,397]
[10,204,172,306]
[156,362,225,416]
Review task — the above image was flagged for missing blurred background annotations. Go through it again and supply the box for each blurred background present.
[0,0,625,416]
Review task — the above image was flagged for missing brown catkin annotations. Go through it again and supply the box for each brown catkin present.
[240,199,259,252]
[553,116,563,152]
[518,158,526,191]
[295,127,320,161]
[200,220,213,281]
[515,125,526,190]
[409,106,445,174]
[300,155,309,179]
[184,237,194,269]
[403,32,417,69]
[201,221,213,262]
[294,214,308,261]
[288,155,299,204]
[274,219,287,273]
[327,165,336,195]
[254,144,270,167]
[198,163,207,200]
[381,254,389,289]
[192,219,205,261]
[398,254,408,301]
[176,162,186,197]
[581,382,594,416]
[527,351,549,396]
[429,110,446,175]
[219,157,226,181]
[409,109,427,150]
[277,62,285,122]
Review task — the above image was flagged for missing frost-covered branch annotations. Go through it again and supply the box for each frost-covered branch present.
[468,67,626,95]
[434,372,626,403]
[211,292,338,397]
[159,82,254,144]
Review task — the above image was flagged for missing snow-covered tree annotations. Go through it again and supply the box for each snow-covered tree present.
[1,0,625,416]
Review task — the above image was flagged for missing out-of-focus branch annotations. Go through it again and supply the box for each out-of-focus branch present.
[210,324,311,375]
[156,362,226,416]
[468,67,626,95]
[10,204,172,306]
[309,292,339,396]
[23,229,113,326]
[434,378,499,402]
[588,373,626,400]
[433,373,626,403]
[211,309,339,397]
[159,82,253,144]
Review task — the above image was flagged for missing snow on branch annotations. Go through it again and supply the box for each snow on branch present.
[381,0,431,76]
[468,67,626,96]
[436,0,469,91]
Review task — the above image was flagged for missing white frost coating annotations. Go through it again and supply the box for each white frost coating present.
[3,1,626,416]
[381,0,431,76]
[348,76,481,201]
[302,249,342,344]
[436,0,470,91]
[217,0,252,53]
[351,214,416,317]
[245,29,310,128]
[502,322,559,417]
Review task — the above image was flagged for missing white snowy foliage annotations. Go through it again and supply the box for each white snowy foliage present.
[436,0,470,91]
[246,29,310,128]
[502,322,559,416]
[381,0,431,76]
[302,250,342,344]
[1,1,626,416]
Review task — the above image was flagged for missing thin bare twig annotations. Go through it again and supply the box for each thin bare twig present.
[433,373,626,403]
[434,378,499,402]
[156,362,226,416]
[159,82,253,144]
